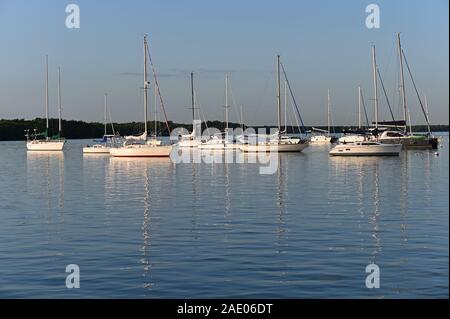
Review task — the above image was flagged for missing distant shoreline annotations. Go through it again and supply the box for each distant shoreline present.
[0,118,448,141]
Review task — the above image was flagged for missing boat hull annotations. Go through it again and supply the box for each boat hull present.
[329,143,402,156]
[83,146,110,154]
[240,142,308,152]
[26,140,65,151]
[379,137,433,150]
[109,145,172,157]
[430,137,439,150]
[198,142,239,150]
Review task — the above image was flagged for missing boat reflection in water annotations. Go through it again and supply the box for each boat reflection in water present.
[328,154,423,295]
[13,135,445,297]
[106,156,174,290]
[26,151,65,223]
[275,154,288,256]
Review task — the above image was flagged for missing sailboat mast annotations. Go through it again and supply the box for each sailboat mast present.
[191,72,195,121]
[372,45,379,130]
[154,82,158,137]
[58,66,62,136]
[143,35,149,136]
[424,95,431,134]
[284,80,287,133]
[397,33,407,133]
[225,73,229,131]
[327,88,331,135]
[45,55,49,136]
[407,109,413,134]
[276,55,281,132]
[104,93,107,136]
[358,86,362,128]
[240,104,244,130]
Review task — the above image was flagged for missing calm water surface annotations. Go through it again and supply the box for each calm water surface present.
[0,135,448,298]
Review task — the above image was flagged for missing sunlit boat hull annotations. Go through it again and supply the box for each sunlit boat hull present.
[83,145,110,154]
[198,142,239,150]
[329,143,402,156]
[240,142,308,152]
[109,145,172,157]
[26,140,65,151]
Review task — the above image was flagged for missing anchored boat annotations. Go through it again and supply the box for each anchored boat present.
[376,33,438,149]
[199,74,240,150]
[330,141,402,156]
[110,35,172,158]
[330,45,401,156]
[83,93,118,154]
[310,89,336,144]
[240,55,309,153]
[26,57,66,151]
[177,72,202,148]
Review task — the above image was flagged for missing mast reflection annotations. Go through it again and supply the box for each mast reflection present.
[26,151,65,225]
[276,154,287,254]
[106,157,174,290]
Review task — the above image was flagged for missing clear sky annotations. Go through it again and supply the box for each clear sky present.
[0,0,448,126]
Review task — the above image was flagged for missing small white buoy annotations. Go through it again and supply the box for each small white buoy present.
[435,152,439,156]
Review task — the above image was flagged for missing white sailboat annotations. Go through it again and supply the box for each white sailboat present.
[83,93,116,154]
[178,72,202,148]
[330,45,401,156]
[338,86,369,143]
[240,55,309,153]
[26,58,66,151]
[310,89,334,144]
[110,35,172,158]
[199,73,239,150]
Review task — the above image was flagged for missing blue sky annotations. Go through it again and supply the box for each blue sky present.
[0,0,448,126]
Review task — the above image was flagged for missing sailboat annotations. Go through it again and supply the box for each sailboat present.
[83,93,117,154]
[109,35,172,157]
[377,33,437,150]
[240,55,309,153]
[330,45,402,156]
[199,73,239,150]
[310,89,335,144]
[26,57,66,151]
[178,72,202,148]
[338,86,371,143]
